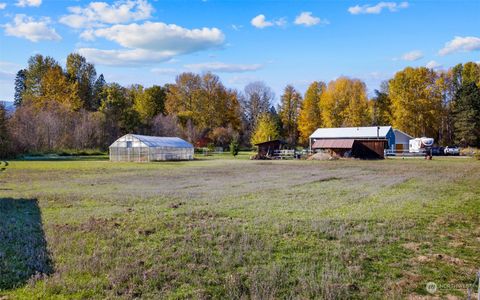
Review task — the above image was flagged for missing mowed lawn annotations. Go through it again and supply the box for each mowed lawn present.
[1,157,479,299]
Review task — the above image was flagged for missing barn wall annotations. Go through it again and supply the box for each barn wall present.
[352,140,386,159]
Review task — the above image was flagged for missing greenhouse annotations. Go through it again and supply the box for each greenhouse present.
[109,134,194,162]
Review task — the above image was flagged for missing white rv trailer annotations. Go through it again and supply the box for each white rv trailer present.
[409,137,434,153]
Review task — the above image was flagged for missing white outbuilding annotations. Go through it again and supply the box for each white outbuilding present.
[393,129,413,151]
[109,134,194,162]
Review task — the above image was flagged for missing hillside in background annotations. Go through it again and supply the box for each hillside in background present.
[0,101,15,114]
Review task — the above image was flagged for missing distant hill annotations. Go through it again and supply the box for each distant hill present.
[0,101,15,114]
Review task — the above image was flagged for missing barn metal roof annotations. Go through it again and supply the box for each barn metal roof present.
[312,139,355,149]
[309,126,392,139]
[111,134,193,148]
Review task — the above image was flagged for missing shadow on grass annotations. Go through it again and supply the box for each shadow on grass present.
[0,198,53,291]
[18,155,108,161]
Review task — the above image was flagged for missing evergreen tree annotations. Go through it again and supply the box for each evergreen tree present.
[14,69,27,107]
[278,85,302,145]
[92,74,106,111]
[371,82,392,126]
[452,82,480,146]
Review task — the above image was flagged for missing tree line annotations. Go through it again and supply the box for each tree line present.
[0,53,479,158]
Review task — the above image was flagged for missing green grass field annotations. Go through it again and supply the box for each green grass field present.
[1,157,479,299]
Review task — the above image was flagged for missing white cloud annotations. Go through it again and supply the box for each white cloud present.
[401,50,423,61]
[0,3,7,10]
[90,22,224,52]
[151,67,178,75]
[77,48,175,66]
[348,2,408,15]
[184,62,263,73]
[294,12,328,27]
[251,14,272,28]
[275,18,287,27]
[438,36,480,56]
[426,60,442,69]
[59,0,153,29]
[0,70,15,81]
[15,0,41,7]
[4,14,61,42]
[251,14,286,28]
[77,22,225,66]
[231,24,243,31]
[79,29,95,41]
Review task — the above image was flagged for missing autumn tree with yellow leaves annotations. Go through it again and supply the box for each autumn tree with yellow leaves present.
[320,77,371,127]
[297,81,325,145]
[250,113,281,145]
[388,67,443,139]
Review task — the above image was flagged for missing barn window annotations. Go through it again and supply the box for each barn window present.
[126,141,132,148]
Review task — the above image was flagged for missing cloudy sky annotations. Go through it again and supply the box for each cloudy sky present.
[0,0,479,102]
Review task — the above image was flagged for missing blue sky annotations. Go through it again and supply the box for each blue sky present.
[0,0,479,103]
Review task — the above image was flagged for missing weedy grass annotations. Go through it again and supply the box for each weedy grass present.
[0,157,479,299]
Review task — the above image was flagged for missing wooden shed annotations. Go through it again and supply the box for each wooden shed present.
[254,140,286,158]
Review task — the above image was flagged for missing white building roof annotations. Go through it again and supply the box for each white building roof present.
[110,134,193,148]
[309,126,392,139]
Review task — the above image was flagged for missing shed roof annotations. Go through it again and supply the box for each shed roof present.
[310,126,392,139]
[111,134,193,148]
[254,139,285,146]
[312,139,355,149]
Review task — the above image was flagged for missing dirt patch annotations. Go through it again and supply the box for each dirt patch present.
[412,254,465,266]
[403,242,422,252]
[308,152,337,161]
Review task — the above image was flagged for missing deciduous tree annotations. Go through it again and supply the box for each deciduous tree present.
[298,81,325,144]
[320,77,371,127]
[66,53,97,110]
[242,81,274,127]
[37,66,82,111]
[23,54,59,100]
[389,67,443,138]
[250,113,281,145]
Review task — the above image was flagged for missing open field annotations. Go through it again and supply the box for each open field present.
[1,157,479,299]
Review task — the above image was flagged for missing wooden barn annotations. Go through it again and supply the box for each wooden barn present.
[309,126,393,159]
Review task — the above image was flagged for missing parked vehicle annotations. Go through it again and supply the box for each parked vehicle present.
[444,146,460,156]
[409,137,434,153]
[432,146,445,156]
